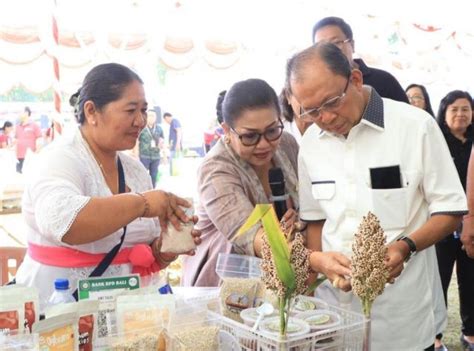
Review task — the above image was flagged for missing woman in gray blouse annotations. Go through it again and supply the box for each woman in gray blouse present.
[182,78,300,286]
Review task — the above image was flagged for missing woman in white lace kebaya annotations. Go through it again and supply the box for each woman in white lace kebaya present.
[15,63,201,308]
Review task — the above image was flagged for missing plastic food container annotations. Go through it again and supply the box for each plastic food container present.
[290,296,328,315]
[258,317,310,338]
[219,329,240,350]
[294,309,341,331]
[216,253,262,280]
[239,307,278,327]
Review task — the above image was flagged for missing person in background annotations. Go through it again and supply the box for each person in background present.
[163,112,182,175]
[406,83,435,117]
[463,134,474,261]
[15,63,201,308]
[435,90,474,351]
[138,110,164,188]
[0,121,14,148]
[406,84,445,349]
[288,42,466,350]
[204,90,226,153]
[15,106,42,173]
[163,112,182,153]
[279,88,313,144]
[312,16,408,103]
[44,118,63,145]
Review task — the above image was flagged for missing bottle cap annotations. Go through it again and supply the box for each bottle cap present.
[54,278,70,290]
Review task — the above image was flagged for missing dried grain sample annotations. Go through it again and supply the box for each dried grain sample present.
[111,332,160,351]
[260,235,287,298]
[219,277,259,322]
[260,232,310,298]
[172,325,219,351]
[351,212,390,317]
[290,233,310,295]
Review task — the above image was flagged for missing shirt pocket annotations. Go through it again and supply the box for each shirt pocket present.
[369,187,407,230]
[311,180,336,200]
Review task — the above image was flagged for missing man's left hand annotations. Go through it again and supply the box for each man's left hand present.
[385,240,410,283]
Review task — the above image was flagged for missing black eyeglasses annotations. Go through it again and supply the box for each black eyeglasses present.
[298,77,351,121]
[230,121,284,146]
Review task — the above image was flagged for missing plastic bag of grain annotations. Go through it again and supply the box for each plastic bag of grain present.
[116,294,175,334]
[0,330,39,350]
[0,293,25,335]
[215,253,266,322]
[0,285,39,334]
[108,327,166,351]
[33,312,78,351]
[167,304,220,351]
[45,300,99,351]
[160,198,196,254]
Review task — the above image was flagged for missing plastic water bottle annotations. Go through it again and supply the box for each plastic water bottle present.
[47,278,76,306]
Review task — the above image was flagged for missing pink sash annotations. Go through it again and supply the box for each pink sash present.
[28,242,160,277]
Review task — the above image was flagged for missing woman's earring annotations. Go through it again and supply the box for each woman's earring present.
[224,135,231,144]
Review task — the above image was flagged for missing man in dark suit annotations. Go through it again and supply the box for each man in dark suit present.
[312,16,409,103]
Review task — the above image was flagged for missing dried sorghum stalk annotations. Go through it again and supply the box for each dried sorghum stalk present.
[261,234,286,298]
[261,227,310,299]
[290,233,310,296]
[351,212,389,317]
[261,227,311,338]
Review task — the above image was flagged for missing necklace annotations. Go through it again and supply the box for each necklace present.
[80,130,115,181]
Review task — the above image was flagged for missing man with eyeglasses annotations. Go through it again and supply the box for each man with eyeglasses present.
[312,16,408,104]
[288,42,467,350]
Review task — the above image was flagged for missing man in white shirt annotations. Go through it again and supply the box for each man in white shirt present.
[288,42,467,350]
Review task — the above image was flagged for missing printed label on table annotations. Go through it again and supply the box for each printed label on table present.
[78,275,139,300]
[77,275,140,341]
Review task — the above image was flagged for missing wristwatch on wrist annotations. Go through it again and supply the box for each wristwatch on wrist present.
[397,236,417,262]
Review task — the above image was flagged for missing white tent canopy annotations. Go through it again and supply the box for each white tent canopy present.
[1,0,473,144]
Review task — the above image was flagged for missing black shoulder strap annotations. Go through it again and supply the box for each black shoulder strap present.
[73,157,127,300]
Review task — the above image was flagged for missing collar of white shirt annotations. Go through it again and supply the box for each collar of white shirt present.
[319,87,385,138]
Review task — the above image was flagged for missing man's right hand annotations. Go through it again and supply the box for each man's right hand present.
[309,251,352,292]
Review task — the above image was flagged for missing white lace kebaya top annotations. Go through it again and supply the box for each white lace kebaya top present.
[15,127,160,309]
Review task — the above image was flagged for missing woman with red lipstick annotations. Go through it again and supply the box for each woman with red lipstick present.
[15,63,201,309]
[182,78,300,287]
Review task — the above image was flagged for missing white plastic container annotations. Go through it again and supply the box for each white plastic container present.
[218,330,240,350]
[47,278,75,306]
[212,297,366,350]
[294,309,342,331]
[290,296,328,315]
[258,317,310,338]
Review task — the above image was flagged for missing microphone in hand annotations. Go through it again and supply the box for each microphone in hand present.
[268,167,288,221]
